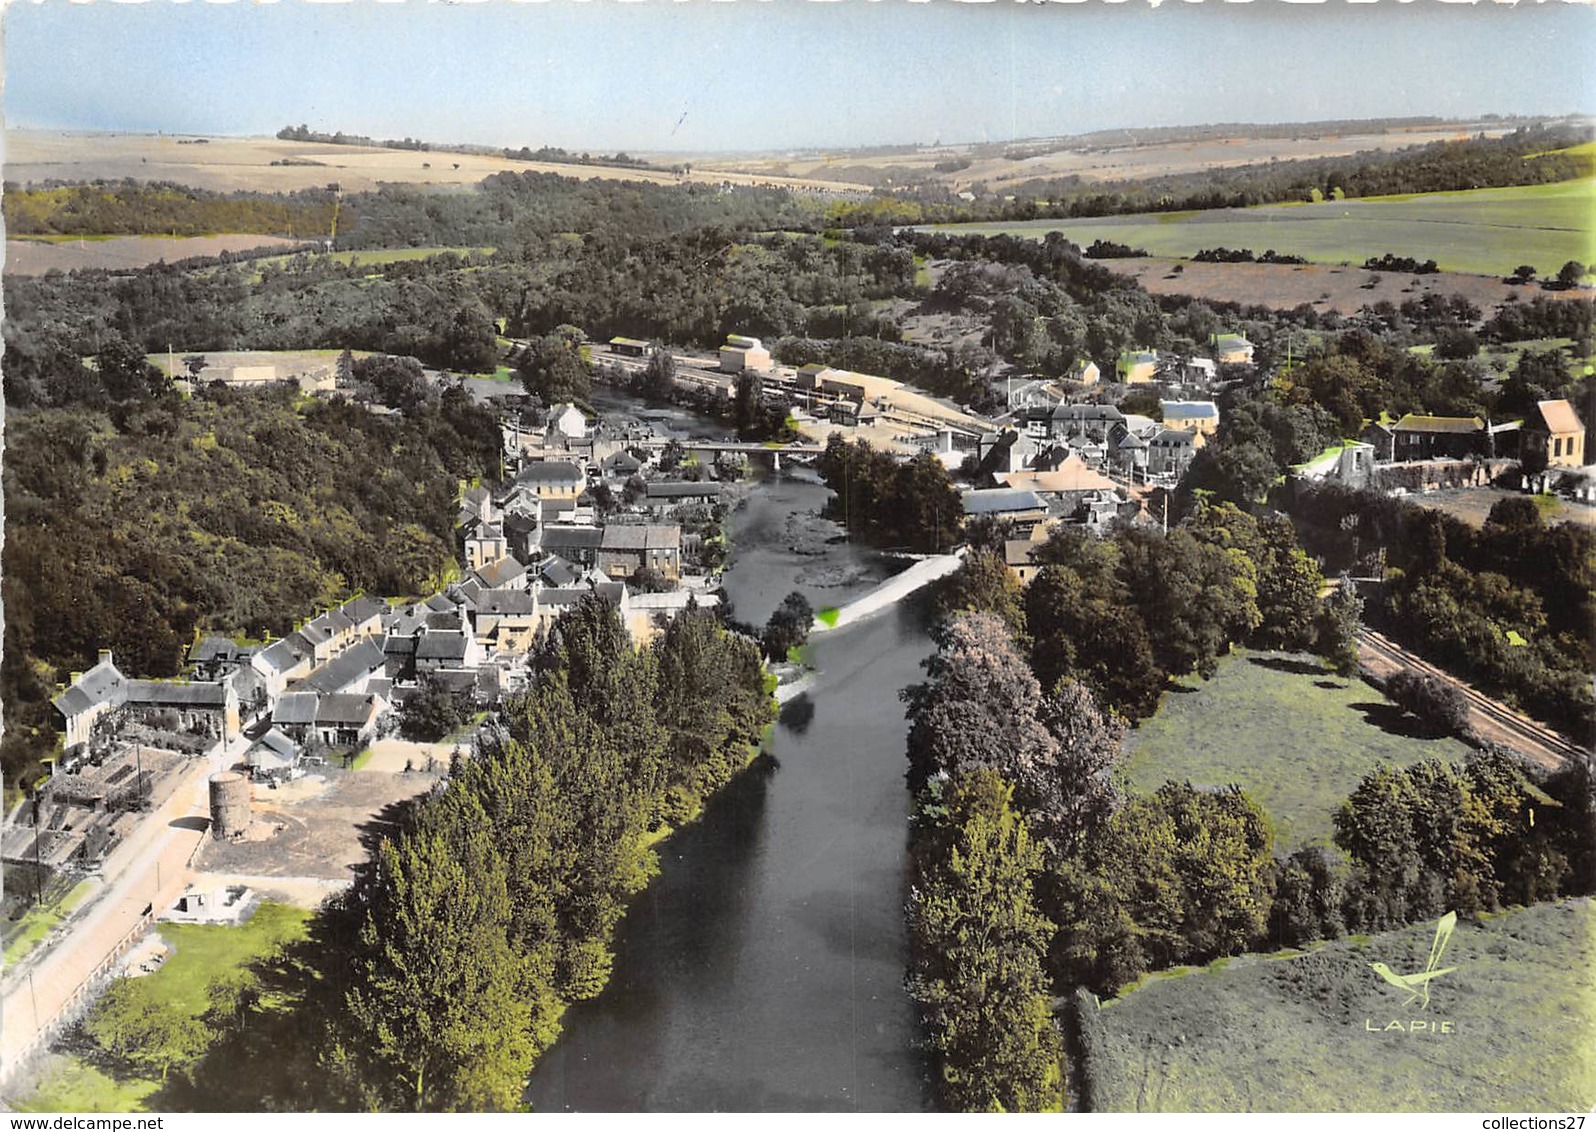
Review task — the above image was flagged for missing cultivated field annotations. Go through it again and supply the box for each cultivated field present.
[1087,257,1591,318]
[4,130,871,195]
[4,234,306,276]
[670,123,1521,193]
[1122,650,1473,848]
[1083,898,1596,1112]
[927,179,1596,279]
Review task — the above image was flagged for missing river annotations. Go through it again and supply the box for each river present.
[525,456,935,1111]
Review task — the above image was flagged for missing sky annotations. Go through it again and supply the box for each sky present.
[4,0,1593,155]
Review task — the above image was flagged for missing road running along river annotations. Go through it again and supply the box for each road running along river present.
[525,469,936,1111]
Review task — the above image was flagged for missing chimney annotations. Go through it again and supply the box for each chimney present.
[98,649,113,668]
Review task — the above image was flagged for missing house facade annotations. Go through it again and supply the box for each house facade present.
[1528,399,1586,468]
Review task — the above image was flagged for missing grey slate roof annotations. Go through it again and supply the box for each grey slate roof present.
[476,589,538,616]
[961,488,1047,516]
[1150,428,1197,448]
[340,595,389,625]
[256,637,308,676]
[473,555,527,590]
[645,481,721,500]
[600,524,680,551]
[541,525,604,552]
[272,692,320,727]
[516,460,584,485]
[416,630,471,662]
[539,556,581,587]
[126,679,229,708]
[189,636,246,665]
[299,639,386,696]
[1053,403,1125,423]
[317,694,380,727]
[53,656,129,717]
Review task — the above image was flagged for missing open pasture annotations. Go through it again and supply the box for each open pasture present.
[927,179,1596,279]
[1122,650,1472,848]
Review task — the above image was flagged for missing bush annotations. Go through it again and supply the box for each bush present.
[1386,670,1472,739]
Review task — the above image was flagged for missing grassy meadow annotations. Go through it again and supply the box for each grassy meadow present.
[1122,650,1473,848]
[928,179,1596,278]
[1082,899,1596,1112]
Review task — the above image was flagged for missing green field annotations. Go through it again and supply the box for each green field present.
[1082,899,1596,1112]
[928,179,1596,278]
[1123,650,1473,848]
[15,902,312,1113]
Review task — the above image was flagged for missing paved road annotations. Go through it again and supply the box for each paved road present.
[0,740,235,1080]
[1358,628,1587,772]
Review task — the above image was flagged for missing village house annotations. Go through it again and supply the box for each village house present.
[961,487,1050,536]
[1116,350,1159,384]
[644,481,722,516]
[540,524,605,569]
[546,402,588,440]
[1527,399,1586,468]
[1160,401,1221,444]
[502,508,543,562]
[52,651,129,751]
[251,636,313,703]
[313,693,386,749]
[464,522,509,571]
[1067,359,1101,387]
[471,589,541,655]
[457,483,494,529]
[1210,333,1255,365]
[414,626,485,674]
[1390,414,1485,462]
[1147,428,1198,479]
[294,637,387,698]
[598,523,683,582]
[1049,403,1127,444]
[471,553,529,592]
[515,460,586,505]
[245,728,301,782]
[1003,539,1044,586]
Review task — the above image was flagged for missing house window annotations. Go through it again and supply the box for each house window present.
[1554,437,1562,457]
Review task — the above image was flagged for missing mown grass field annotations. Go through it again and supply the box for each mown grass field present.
[1123,650,1473,848]
[1083,899,1596,1112]
[15,902,312,1113]
[928,179,1596,278]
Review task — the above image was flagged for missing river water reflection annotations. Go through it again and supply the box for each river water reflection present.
[525,462,934,1111]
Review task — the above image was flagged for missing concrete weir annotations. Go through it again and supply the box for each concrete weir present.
[811,549,966,634]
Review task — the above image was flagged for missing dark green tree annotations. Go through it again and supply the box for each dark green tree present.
[906,769,1064,1112]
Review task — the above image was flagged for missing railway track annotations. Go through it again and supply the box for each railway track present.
[1358,628,1589,772]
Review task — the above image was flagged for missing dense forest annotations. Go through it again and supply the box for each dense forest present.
[1,383,500,788]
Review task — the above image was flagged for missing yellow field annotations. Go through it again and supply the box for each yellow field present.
[3,130,871,195]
